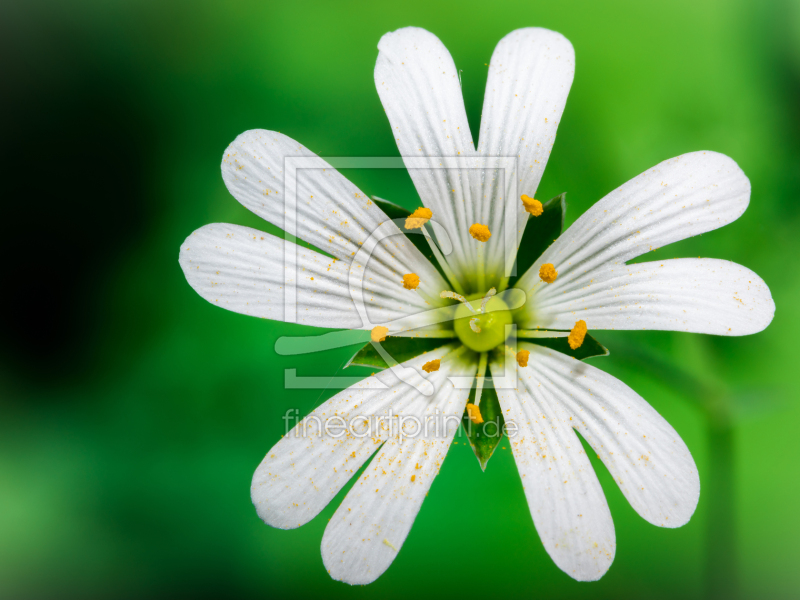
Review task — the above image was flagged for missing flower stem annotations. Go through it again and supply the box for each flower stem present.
[706,408,736,600]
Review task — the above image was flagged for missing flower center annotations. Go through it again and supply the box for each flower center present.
[446,289,513,352]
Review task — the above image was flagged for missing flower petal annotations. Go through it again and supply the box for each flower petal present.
[220,129,447,297]
[516,151,752,299]
[221,130,373,261]
[321,348,477,584]
[521,258,774,335]
[375,27,479,287]
[180,223,446,330]
[251,344,474,533]
[490,358,615,581]
[477,28,575,272]
[517,344,700,528]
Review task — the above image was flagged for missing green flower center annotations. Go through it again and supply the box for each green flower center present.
[453,293,513,352]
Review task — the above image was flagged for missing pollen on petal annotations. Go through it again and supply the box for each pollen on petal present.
[539,263,558,283]
[405,207,432,230]
[469,223,491,242]
[422,359,440,373]
[568,320,587,350]
[521,195,543,216]
[466,403,484,424]
[371,326,389,343]
[516,349,530,367]
[383,538,398,551]
[402,273,420,290]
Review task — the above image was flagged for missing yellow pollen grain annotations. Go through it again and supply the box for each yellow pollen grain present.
[411,474,416,482]
[469,223,491,242]
[466,403,484,424]
[568,320,587,350]
[383,538,398,551]
[371,326,389,343]
[422,359,440,373]
[516,349,530,367]
[521,194,543,216]
[539,263,558,283]
[402,273,420,290]
[405,207,432,230]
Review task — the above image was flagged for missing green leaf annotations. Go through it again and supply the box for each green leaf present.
[461,384,505,471]
[371,197,447,280]
[525,333,609,360]
[345,337,453,370]
[507,193,566,288]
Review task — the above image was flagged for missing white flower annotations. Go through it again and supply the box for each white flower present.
[179,27,775,585]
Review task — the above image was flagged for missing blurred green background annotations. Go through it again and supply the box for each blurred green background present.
[1,0,798,598]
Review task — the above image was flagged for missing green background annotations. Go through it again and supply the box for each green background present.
[2,0,798,598]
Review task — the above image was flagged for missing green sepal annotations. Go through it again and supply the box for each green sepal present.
[461,383,505,471]
[506,193,566,288]
[371,197,447,281]
[524,332,609,360]
[345,337,453,370]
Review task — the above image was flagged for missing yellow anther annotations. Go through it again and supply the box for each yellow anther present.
[371,325,389,343]
[405,207,432,230]
[469,223,491,242]
[521,194,543,216]
[402,273,420,290]
[422,359,440,373]
[568,320,587,350]
[539,263,558,283]
[466,403,484,424]
[516,349,530,367]
[410,474,416,482]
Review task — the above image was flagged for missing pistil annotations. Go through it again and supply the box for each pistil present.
[448,288,513,352]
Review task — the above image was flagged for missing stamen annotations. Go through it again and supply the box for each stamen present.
[466,403,484,424]
[440,290,478,314]
[370,325,389,343]
[539,263,558,283]
[568,320,587,350]
[469,317,481,333]
[422,359,440,373]
[521,194,543,216]
[516,349,530,367]
[479,287,496,313]
[402,273,420,290]
[405,207,432,230]
[468,223,491,242]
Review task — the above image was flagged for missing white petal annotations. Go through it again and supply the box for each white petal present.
[477,28,575,271]
[251,344,473,531]
[180,223,446,330]
[321,349,477,584]
[517,344,700,528]
[220,130,446,299]
[221,130,374,261]
[516,151,752,298]
[375,27,479,287]
[491,358,615,581]
[521,258,774,335]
